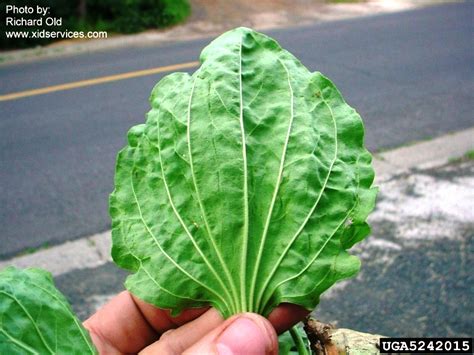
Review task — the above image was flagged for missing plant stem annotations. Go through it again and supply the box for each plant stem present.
[289,325,310,355]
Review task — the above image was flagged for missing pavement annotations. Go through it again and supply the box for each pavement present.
[315,136,474,338]
[316,159,474,338]
[1,2,473,259]
[1,128,473,338]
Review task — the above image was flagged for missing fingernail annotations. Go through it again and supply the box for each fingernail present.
[216,317,270,355]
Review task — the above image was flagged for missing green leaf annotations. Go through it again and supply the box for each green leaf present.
[110,27,377,318]
[278,330,301,355]
[0,267,97,354]
[279,326,311,355]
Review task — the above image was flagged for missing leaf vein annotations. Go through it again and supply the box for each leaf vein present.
[249,57,297,311]
[260,202,357,313]
[0,291,54,354]
[255,91,339,311]
[27,283,95,354]
[187,76,239,313]
[0,327,40,354]
[129,163,231,311]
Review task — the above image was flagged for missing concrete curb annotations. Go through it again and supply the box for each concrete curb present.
[373,127,474,181]
[1,127,472,275]
[0,230,111,276]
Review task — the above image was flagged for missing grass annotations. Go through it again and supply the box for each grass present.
[465,149,474,160]
[448,149,474,164]
[15,242,51,257]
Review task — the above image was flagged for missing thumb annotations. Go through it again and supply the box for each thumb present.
[184,313,278,355]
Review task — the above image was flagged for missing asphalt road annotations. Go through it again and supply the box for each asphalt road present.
[0,2,473,258]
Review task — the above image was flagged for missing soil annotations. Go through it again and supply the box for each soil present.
[189,0,329,29]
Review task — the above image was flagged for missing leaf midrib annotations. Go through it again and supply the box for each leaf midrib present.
[238,36,250,313]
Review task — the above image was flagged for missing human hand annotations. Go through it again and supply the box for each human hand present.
[84,291,308,354]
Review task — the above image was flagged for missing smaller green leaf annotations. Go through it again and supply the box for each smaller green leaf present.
[0,267,97,355]
[278,331,298,355]
[278,326,310,355]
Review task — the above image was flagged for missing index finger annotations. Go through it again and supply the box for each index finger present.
[83,291,209,353]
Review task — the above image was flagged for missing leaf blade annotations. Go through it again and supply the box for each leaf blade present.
[111,27,377,318]
[0,267,96,355]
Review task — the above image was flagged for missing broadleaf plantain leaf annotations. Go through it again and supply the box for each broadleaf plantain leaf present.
[0,267,97,354]
[110,27,377,318]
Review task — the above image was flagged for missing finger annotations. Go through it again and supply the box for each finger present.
[267,303,309,334]
[84,291,158,354]
[183,313,278,355]
[139,308,224,354]
[132,293,209,333]
[84,291,209,353]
